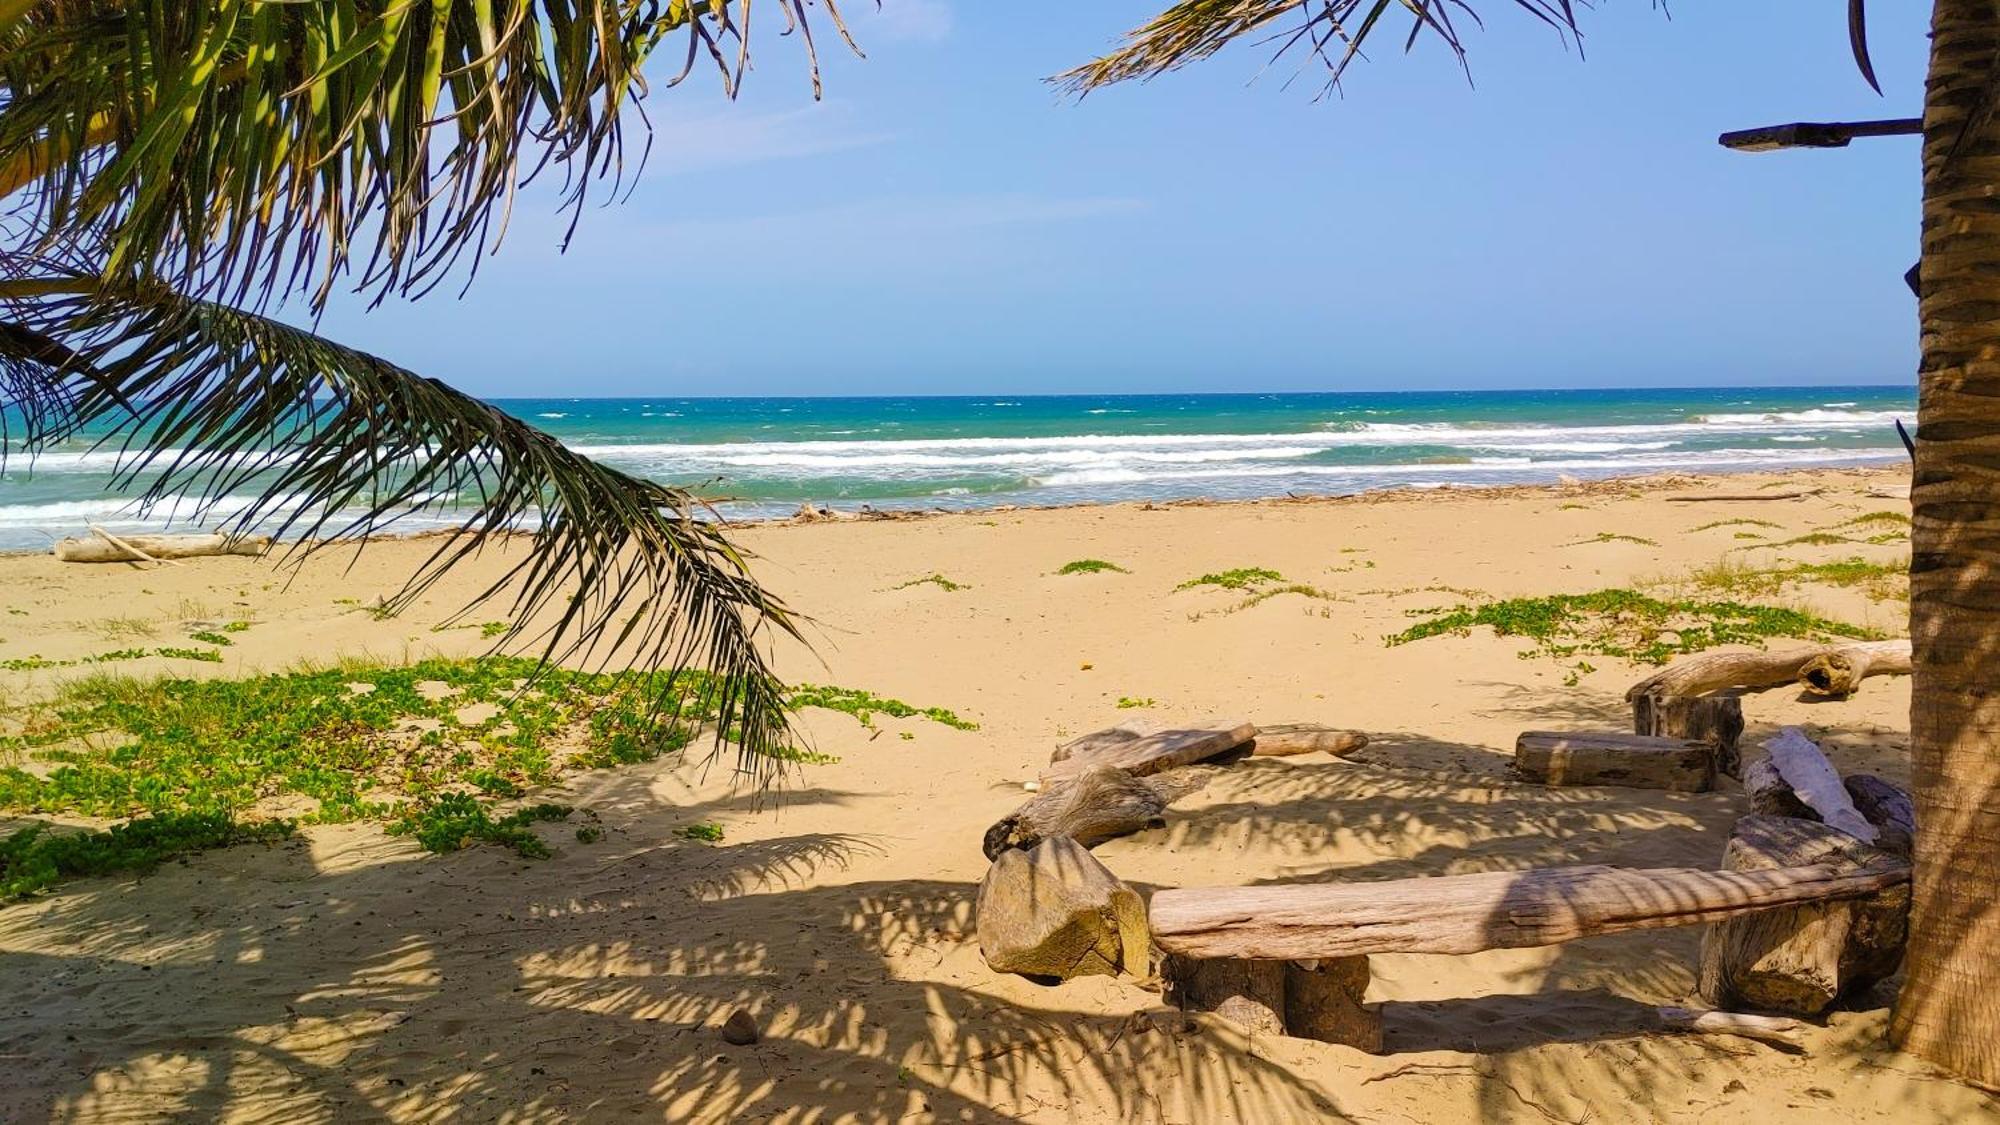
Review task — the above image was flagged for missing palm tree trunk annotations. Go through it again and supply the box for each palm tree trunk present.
[1892,0,2000,1089]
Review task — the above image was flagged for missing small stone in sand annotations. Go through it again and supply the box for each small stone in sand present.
[718,1009,759,1046]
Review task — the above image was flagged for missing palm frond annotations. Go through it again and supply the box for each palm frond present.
[0,1,860,310]
[1848,0,1881,95]
[0,258,804,782]
[1054,0,1586,99]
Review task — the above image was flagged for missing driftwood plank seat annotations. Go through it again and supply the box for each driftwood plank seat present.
[1148,860,1909,963]
[1147,856,1909,1050]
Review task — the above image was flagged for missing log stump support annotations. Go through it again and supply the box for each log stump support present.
[1161,952,1381,1052]
[1699,815,1910,1016]
[1633,693,1744,778]
[976,837,1149,982]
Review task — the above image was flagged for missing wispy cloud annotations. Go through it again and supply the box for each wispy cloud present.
[648,104,894,174]
[541,193,1149,283]
[866,0,953,44]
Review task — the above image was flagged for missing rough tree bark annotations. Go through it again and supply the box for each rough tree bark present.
[1894,1,2000,1087]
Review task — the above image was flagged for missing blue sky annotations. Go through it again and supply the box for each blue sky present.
[314,2,1930,397]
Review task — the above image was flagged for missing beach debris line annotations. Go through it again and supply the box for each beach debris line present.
[1624,638,1911,700]
[54,529,272,564]
[976,836,1149,981]
[1632,692,1745,777]
[1513,731,1717,793]
[1663,489,1825,502]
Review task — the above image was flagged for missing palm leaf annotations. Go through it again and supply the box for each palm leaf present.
[0,1,860,310]
[0,258,805,781]
[1054,0,1585,98]
[1848,0,1881,96]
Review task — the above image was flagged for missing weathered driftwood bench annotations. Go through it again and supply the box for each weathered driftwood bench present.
[976,708,1915,1054]
[1148,827,1907,1049]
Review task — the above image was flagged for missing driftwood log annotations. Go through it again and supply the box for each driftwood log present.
[54,531,272,564]
[1147,859,1908,962]
[976,836,1149,982]
[1246,723,1370,759]
[1161,953,1381,1051]
[1624,640,1912,701]
[1050,720,1157,765]
[983,766,1211,860]
[1040,721,1256,787]
[1798,644,1914,698]
[1664,490,1821,502]
[1632,694,1744,777]
[1759,728,1878,844]
[1699,815,1910,1016]
[1743,756,1815,820]
[1656,1006,1806,1048]
[1514,731,1714,792]
[1843,774,1916,858]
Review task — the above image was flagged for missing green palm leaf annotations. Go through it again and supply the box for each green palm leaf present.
[1055,0,1585,98]
[0,1,858,309]
[1,258,804,779]
[0,3,862,784]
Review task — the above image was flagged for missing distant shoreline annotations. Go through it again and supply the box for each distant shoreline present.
[1,386,1914,550]
[0,461,1909,559]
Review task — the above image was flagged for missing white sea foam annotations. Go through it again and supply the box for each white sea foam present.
[1029,447,1898,489]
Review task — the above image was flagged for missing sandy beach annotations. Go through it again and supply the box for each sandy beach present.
[0,465,1991,1123]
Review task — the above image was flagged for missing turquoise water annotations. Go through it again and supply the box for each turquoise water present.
[0,385,1914,550]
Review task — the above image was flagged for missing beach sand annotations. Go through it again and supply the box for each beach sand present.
[1,465,1993,1123]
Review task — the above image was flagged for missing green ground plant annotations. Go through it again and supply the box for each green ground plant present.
[0,657,971,891]
[388,794,573,860]
[0,646,226,672]
[1744,532,1855,550]
[1056,559,1129,575]
[0,811,292,899]
[1387,588,1882,665]
[1690,518,1782,533]
[1684,556,1908,601]
[1837,511,1912,528]
[1176,567,1284,591]
[1563,532,1660,548]
[893,574,969,592]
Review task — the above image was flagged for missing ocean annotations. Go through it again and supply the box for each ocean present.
[0,385,1914,551]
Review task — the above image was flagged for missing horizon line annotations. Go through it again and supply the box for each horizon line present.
[477,381,1916,402]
